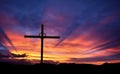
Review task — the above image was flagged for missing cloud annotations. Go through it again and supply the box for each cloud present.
[85,15,120,53]
[68,53,120,62]
[0,49,11,58]
[0,27,17,52]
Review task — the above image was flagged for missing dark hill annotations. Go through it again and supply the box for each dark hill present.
[0,62,120,74]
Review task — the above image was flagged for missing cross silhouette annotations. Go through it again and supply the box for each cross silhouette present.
[24,24,60,64]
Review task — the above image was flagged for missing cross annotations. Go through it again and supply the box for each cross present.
[24,24,60,64]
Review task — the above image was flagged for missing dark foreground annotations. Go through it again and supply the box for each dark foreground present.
[0,62,120,74]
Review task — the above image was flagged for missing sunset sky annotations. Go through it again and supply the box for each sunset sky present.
[0,0,120,65]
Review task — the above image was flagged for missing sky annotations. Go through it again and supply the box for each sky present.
[0,0,120,65]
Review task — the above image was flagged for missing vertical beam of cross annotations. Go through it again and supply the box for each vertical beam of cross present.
[24,24,60,64]
[41,24,44,64]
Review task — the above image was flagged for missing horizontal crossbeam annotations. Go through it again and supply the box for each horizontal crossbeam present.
[24,35,60,38]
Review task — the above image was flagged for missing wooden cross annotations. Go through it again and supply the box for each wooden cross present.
[24,24,60,64]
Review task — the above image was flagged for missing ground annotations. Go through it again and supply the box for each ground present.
[0,62,120,74]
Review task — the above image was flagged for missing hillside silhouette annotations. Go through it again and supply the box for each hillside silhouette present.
[0,62,120,74]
